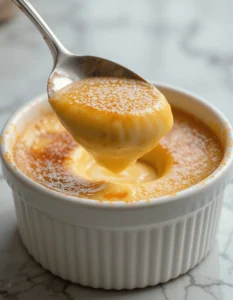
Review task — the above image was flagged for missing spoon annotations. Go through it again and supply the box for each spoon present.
[12,0,147,98]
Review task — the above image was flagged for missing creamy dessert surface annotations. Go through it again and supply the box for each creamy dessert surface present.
[13,108,223,202]
[49,77,173,173]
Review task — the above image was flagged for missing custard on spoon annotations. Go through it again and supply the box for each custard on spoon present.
[49,77,173,173]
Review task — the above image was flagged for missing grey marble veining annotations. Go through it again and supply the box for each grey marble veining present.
[0,0,233,299]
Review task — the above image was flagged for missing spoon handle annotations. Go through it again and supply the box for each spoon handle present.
[11,0,68,61]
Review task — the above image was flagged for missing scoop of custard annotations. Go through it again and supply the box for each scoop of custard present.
[49,77,173,173]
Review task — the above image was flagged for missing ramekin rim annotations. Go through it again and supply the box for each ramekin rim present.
[1,82,233,210]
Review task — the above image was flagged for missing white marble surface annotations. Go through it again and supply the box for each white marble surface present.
[1,0,233,299]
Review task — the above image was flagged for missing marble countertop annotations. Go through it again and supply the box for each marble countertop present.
[1,0,233,299]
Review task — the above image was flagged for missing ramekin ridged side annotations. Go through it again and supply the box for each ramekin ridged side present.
[1,84,233,289]
[11,189,223,290]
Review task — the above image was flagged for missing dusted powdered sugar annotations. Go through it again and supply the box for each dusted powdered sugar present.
[52,77,162,115]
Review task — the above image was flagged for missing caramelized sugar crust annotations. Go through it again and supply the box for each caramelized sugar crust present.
[50,77,164,115]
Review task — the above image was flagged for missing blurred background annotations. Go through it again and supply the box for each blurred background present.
[1,0,233,129]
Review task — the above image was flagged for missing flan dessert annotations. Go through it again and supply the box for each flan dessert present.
[13,106,223,202]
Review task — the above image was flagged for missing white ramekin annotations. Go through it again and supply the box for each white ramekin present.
[1,83,233,290]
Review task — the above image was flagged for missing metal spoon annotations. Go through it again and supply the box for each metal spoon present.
[12,0,147,98]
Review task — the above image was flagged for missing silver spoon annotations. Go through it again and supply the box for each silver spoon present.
[12,0,147,98]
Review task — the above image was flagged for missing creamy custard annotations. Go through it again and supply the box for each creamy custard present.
[13,108,223,202]
[49,77,173,173]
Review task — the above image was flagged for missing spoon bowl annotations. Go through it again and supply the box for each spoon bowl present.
[48,53,144,97]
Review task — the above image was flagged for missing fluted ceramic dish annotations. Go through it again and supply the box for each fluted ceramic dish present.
[1,83,233,290]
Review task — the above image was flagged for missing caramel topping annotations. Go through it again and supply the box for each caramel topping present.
[14,115,105,197]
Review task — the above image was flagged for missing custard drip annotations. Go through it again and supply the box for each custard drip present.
[67,147,157,184]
